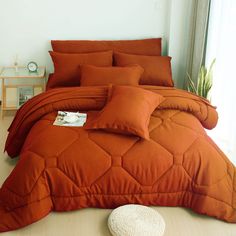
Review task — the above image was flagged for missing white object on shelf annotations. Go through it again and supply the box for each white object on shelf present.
[108,204,165,236]
[14,54,19,73]
[5,87,17,107]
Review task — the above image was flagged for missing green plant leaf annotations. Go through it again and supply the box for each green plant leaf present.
[187,58,215,100]
[187,73,197,94]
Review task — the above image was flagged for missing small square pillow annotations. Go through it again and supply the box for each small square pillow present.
[80,64,144,86]
[47,50,113,89]
[114,52,174,87]
[84,86,165,139]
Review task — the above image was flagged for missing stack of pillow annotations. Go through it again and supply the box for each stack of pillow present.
[47,38,174,89]
[47,39,171,139]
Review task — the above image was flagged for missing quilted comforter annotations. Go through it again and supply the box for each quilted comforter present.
[1,86,235,232]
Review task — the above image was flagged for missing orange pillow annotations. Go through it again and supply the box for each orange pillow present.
[48,51,113,88]
[51,38,162,56]
[80,65,144,86]
[85,86,164,139]
[114,52,174,87]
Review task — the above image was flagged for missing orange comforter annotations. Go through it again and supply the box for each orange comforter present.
[1,86,235,232]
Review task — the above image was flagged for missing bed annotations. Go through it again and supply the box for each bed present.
[0,39,235,232]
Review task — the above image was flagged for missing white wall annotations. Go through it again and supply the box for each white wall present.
[0,0,193,98]
[168,0,193,88]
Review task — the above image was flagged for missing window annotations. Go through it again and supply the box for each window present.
[206,0,236,164]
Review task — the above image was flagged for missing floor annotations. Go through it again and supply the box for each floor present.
[0,115,235,236]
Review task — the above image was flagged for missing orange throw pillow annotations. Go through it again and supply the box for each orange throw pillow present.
[48,51,113,88]
[85,86,164,139]
[80,65,144,86]
[114,52,174,87]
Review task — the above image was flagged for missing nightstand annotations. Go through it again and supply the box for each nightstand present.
[0,66,46,119]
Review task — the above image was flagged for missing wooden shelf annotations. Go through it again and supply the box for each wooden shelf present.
[2,107,17,111]
[1,66,46,119]
[0,66,46,79]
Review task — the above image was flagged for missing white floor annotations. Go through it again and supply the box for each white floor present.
[0,115,235,236]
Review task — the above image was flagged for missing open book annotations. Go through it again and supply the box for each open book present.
[53,111,87,127]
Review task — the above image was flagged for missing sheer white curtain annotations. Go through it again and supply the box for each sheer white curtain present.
[206,0,236,164]
[187,0,211,84]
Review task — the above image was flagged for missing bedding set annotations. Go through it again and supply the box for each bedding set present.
[0,38,235,232]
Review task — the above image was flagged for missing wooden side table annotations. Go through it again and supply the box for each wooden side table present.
[0,66,46,119]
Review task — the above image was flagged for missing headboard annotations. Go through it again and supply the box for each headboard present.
[51,38,162,56]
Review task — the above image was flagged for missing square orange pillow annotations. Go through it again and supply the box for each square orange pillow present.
[47,50,113,89]
[84,86,165,139]
[114,52,174,87]
[80,64,144,86]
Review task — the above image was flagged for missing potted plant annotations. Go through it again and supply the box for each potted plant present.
[186,59,216,100]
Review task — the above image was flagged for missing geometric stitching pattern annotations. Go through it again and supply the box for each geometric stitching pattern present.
[3,109,234,220]
[20,110,229,194]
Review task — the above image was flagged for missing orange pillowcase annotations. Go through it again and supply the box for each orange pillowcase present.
[51,38,162,56]
[85,86,164,139]
[80,65,144,86]
[114,52,174,87]
[48,51,113,88]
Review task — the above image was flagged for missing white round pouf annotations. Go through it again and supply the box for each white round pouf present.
[108,205,165,236]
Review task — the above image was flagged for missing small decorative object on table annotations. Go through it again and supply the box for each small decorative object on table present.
[18,86,34,107]
[14,54,19,73]
[27,61,38,73]
[0,66,46,119]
